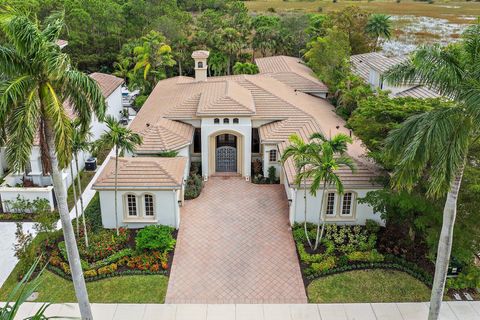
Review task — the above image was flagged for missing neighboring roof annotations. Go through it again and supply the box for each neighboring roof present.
[394,85,441,99]
[89,73,124,98]
[350,53,442,99]
[350,52,384,82]
[93,157,187,189]
[255,56,328,94]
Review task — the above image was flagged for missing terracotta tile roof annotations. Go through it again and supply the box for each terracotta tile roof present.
[56,39,68,49]
[135,118,194,153]
[93,156,187,189]
[196,80,255,116]
[278,142,381,188]
[255,56,328,93]
[89,72,124,97]
[128,56,382,185]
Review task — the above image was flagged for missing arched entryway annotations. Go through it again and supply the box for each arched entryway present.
[215,134,237,172]
[208,130,244,176]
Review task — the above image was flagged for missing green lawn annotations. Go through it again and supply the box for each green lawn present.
[0,270,168,303]
[67,170,96,210]
[307,269,432,303]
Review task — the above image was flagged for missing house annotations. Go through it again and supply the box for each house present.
[350,52,441,99]
[0,73,124,211]
[93,51,384,229]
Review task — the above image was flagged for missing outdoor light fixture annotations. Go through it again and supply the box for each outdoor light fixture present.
[288,199,292,206]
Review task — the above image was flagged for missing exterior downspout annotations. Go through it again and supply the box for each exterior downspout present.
[172,189,179,229]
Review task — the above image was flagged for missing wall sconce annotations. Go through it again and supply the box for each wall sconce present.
[288,199,292,206]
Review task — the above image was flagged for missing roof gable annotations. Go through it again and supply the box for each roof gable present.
[196,81,255,116]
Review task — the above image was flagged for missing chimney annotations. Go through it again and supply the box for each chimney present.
[192,50,209,82]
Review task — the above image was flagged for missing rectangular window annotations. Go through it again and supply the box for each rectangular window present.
[269,149,277,162]
[193,128,201,153]
[251,128,260,153]
[325,192,335,215]
[127,194,137,216]
[341,192,353,215]
[144,194,154,216]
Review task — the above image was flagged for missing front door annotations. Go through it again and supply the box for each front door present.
[216,146,237,172]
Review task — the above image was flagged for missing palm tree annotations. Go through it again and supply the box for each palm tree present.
[365,14,392,50]
[72,121,91,248]
[301,133,355,250]
[96,116,142,235]
[133,31,176,89]
[383,22,480,320]
[218,27,243,75]
[0,10,106,319]
[281,134,319,248]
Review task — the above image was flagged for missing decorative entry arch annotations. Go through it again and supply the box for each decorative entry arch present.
[208,130,244,176]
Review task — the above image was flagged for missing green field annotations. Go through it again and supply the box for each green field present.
[246,0,480,23]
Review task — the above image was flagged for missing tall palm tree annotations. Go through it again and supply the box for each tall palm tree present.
[301,133,355,250]
[97,116,142,235]
[0,10,106,320]
[218,27,243,75]
[72,120,91,248]
[365,14,392,50]
[383,22,480,320]
[281,134,319,248]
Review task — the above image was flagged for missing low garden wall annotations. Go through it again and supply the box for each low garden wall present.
[0,186,55,213]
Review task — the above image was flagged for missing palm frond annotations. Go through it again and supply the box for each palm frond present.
[40,10,64,43]
[0,8,42,56]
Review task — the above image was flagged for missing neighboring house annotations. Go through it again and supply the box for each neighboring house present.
[350,52,441,99]
[0,73,124,211]
[93,51,384,229]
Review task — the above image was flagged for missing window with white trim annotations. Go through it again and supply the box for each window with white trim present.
[144,194,154,216]
[325,192,336,215]
[269,149,277,162]
[233,118,239,124]
[126,194,137,216]
[341,192,353,215]
[214,118,220,124]
[223,118,229,124]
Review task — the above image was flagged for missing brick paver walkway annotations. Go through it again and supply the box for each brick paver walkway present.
[165,177,307,304]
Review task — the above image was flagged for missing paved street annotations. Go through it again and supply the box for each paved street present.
[166,177,306,304]
[5,302,480,320]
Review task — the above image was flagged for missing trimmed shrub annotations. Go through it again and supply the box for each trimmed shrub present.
[90,248,133,269]
[97,263,118,275]
[136,225,176,252]
[347,250,384,263]
[84,269,98,278]
[84,193,102,232]
[311,256,337,273]
[184,174,203,200]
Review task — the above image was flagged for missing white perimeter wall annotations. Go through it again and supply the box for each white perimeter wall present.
[98,189,181,229]
[0,186,55,212]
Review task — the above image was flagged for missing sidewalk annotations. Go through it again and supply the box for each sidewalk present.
[6,302,480,320]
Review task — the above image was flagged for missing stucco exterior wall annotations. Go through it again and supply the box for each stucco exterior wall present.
[98,188,181,229]
[90,86,123,141]
[262,144,281,178]
[200,117,252,178]
[0,186,55,212]
[291,187,384,226]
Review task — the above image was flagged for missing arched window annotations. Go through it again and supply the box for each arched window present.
[214,118,220,124]
[126,194,137,217]
[223,118,229,124]
[341,192,354,216]
[233,118,239,124]
[144,194,155,216]
[198,61,203,68]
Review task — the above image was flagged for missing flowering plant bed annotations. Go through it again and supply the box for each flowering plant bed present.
[292,222,434,289]
[44,226,177,282]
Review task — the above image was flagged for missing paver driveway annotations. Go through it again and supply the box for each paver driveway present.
[165,177,307,304]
